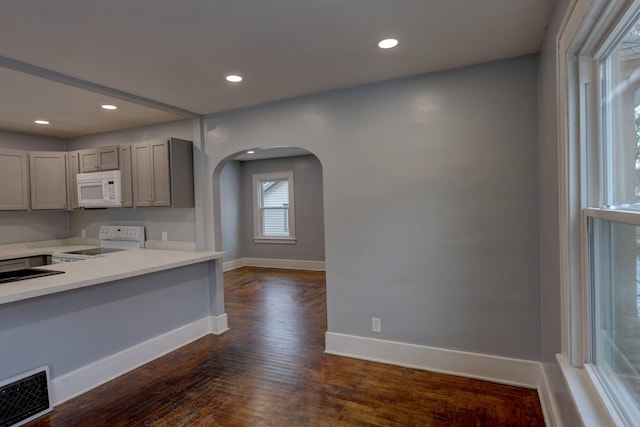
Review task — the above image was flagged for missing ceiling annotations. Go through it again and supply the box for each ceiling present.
[0,0,554,139]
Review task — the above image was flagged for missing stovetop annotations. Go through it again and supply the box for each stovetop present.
[64,247,127,256]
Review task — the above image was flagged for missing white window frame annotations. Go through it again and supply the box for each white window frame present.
[560,1,640,425]
[252,171,296,244]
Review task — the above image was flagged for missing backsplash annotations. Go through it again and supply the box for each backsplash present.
[0,211,68,245]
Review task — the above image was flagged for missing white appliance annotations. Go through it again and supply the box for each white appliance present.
[77,170,122,208]
[52,225,145,263]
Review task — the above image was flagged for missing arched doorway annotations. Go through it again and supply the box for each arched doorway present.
[213,146,325,272]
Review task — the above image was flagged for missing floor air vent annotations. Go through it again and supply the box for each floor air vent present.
[0,367,52,427]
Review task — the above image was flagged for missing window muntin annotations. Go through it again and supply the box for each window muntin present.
[252,171,295,243]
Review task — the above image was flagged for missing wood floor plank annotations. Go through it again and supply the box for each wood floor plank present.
[26,267,545,426]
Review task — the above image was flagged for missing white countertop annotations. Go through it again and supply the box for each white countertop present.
[0,246,225,305]
[0,242,99,261]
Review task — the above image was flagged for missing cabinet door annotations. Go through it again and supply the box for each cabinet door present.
[68,151,80,209]
[131,140,170,207]
[150,140,171,206]
[79,149,98,172]
[119,144,133,207]
[131,142,154,207]
[29,152,67,210]
[0,149,29,210]
[98,146,119,170]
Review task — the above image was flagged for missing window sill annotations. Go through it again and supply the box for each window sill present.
[556,354,623,426]
[253,237,297,245]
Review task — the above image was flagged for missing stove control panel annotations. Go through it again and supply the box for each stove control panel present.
[99,225,145,247]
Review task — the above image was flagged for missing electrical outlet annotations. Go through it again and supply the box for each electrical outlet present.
[161,231,168,241]
[372,317,381,333]
[81,229,86,238]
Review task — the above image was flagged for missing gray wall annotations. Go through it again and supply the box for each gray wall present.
[219,160,243,262]
[206,55,540,360]
[538,0,581,424]
[68,208,196,242]
[67,119,197,242]
[0,131,68,244]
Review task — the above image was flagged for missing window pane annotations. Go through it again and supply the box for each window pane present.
[590,218,640,423]
[261,180,289,208]
[603,20,640,208]
[262,208,289,236]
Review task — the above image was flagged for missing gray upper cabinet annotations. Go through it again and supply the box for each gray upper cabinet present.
[29,151,68,210]
[67,151,80,209]
[0,149,30,210]
[131,138,194,208]
[78,146,119,172]
[119,144,133,208]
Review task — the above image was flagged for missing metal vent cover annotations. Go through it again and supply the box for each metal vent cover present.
[0,367,52,427]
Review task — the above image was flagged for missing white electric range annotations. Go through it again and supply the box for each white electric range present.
[52,225,145,263]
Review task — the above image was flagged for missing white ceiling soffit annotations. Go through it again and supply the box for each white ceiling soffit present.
[233,147,312,161]
[0,67,184,138]
[0,0,553,138]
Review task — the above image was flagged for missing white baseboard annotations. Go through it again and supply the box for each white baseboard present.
[223,258,246,272]
[223,257,326,272]
[51,315,229,406]
[210,313,229,335]
[325,332,558,427]
[538,364,562,427]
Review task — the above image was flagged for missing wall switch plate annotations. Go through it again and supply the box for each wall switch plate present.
[372,317,381,333]
[161,231,168,241]
[81,229,86,238]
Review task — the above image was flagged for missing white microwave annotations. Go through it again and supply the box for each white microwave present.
[77,170,123,208]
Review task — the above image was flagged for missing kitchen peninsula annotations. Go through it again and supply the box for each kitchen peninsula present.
[0,244,226,406]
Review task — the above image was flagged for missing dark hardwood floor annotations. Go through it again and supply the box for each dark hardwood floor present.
[27,267,545,426]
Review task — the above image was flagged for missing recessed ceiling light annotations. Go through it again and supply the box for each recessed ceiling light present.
[247,150,255,154]
[101,104,118,110]
[226,74,243,83]
[34,120,50,125]
[378,38,399,49]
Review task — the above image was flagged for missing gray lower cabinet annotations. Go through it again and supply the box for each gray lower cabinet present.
[131,138,193,208]
[0,255,51,272]
[0,149,30,210]
[78,146,119,172]
[29,151,68,210]
[0,258,29,272]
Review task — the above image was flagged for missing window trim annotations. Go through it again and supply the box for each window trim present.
[252,171,296,244]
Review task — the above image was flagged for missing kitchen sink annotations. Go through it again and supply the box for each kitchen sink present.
[0,268,64,284]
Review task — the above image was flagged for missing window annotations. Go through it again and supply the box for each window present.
[252,171,296,244]
[588,16,640,425]
[572,4,640,424]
